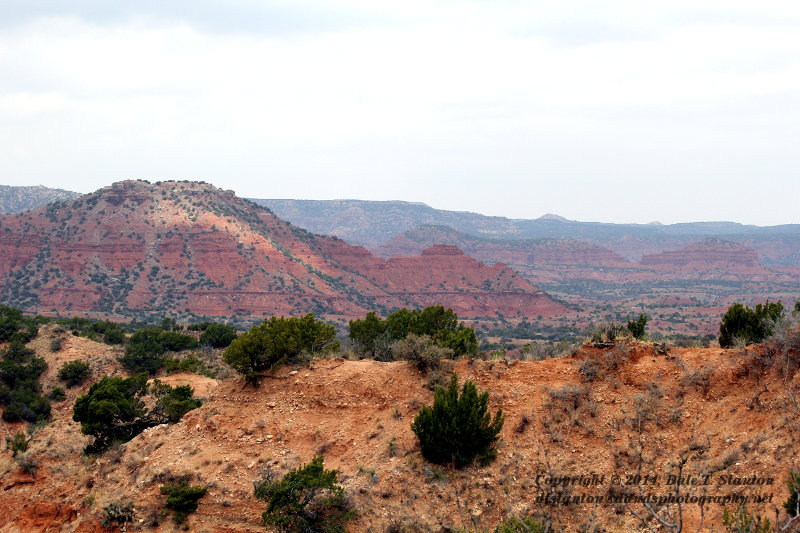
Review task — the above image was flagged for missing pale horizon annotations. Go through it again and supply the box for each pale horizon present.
[1,1,799,226]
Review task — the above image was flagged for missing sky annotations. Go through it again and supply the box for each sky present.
[0,1,798,226]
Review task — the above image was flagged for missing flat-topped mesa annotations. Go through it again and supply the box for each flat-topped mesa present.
[640,239,763,269]
[639,239,774,279]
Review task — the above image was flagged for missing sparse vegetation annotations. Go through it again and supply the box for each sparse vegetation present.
[453,516,546,533]
[254,455,354,533]
[411,374,504,468]
[391,333,453,372]
[7,430,28,456]
[722,505,772,533]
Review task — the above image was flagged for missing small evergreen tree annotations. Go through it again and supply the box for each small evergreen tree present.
[411,374,504,468]
[254,455,353,533]
[719,301,784,348]
[348,312,389,358]
[0,341,50,423]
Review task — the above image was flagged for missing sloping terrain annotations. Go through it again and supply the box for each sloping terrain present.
[0,185,81,214]
[1,330,799,532]
[0,181,565,325]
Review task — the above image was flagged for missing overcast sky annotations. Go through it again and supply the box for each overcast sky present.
[1,1,798,225]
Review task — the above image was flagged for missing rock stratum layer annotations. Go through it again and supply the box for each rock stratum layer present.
[0,181,566,322]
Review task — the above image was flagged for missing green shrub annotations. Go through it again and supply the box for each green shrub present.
[722,506,772,533]
[7,430,28,456]
[160,480,208,524]
[163,354,214,377]
[254,455,353,533]
[56,317,126,345]
[626,314,648,340]
[224,314,338,385]
[0,305,40,343]
[494,516,545,533]
[719,301,784,348]
[199,323,237,348]
[58,360,91,387]
[50,338,64,352]
[411,374,504,468]
[149,380,203,423]
[0,342,50,423]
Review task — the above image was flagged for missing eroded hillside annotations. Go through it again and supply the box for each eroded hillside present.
[1,328,799,532]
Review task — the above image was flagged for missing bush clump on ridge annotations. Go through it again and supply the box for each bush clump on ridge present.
[349,306,478,360]
[223,313,338,385]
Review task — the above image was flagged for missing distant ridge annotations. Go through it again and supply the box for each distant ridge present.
[252,198,800,265]
[0,185,81,214]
